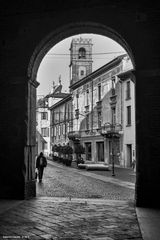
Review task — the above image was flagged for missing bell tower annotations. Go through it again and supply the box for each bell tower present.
[69,37,93,86]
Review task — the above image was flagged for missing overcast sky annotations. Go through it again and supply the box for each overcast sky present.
[37,34,126,97]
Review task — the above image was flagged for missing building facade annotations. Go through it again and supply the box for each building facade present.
[118,70,136,168]
[36,78,71,156]
[69,50,135,168]
[48,38,135,168]
[36,96,51,157]
[49,94,72,148]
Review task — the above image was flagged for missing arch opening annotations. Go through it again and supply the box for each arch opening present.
[28,21,136,201]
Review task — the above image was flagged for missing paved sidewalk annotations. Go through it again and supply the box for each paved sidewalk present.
[0,197,142,240]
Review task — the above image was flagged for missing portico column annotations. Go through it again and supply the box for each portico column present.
[24,78,39,199]
[0,76,39,199]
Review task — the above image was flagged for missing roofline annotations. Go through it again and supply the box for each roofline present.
[70,54,127,90]
[49,94,72,110]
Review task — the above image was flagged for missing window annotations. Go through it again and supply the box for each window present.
[79,67,86,79]
[67,122,70,133]
[63,124,66,135]
[58,125,61,136]
[97,111,102,128]
[56,126,58,138]
[41,112,48,120]
[111,76,116,95]
[126,81,131,99]
[127,106,131,125]
[97,142,104,162]
[54,126,57,137]
[60,124,62,135]
[41,128,49,137]
[112,107,116,125]
[75,109,79,119]
[98,84,101,101]
[76,91,79,109]
[81,70,84,76]
[78,47,86,59]
[52,111,55,123]
[86,114,89,130]
[51,127,54,137]
[67,105,70,120]
[86,89,89,106]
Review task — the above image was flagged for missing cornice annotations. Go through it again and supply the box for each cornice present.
[70,55,126,90]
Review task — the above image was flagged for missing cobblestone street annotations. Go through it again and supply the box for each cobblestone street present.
[0,162,140,239]
[37,161,135,200]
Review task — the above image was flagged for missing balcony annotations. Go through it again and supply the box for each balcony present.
[100,123,123,138]
[68,131,81,140]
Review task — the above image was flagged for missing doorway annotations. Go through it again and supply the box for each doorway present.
[97,142,104,162]
[126,144,132,167]
[85,142,92,161]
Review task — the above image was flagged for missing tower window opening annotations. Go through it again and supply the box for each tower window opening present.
[79,47,86,59]
[81,70,84,76]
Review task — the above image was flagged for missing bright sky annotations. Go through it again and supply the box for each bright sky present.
[37,34,126,97]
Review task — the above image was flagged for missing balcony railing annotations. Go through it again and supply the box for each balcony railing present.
[100,123,123,138]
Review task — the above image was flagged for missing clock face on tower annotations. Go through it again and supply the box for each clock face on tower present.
[70,38,93,85]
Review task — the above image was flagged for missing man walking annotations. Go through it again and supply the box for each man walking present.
[36,152,47,182]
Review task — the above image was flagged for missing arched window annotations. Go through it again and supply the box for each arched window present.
[78,47,86,59]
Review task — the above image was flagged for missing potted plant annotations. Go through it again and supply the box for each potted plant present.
[64,145,73,166]
[61,145,67,164]
[74,144,85,166]
[58,145,63,163]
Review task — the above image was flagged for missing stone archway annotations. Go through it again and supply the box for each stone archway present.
[28,21,136,198]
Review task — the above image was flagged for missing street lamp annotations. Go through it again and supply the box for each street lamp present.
[101,122,122,176]
[100,76,123,176]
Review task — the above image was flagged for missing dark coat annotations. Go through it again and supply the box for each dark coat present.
[36,155,47,168]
